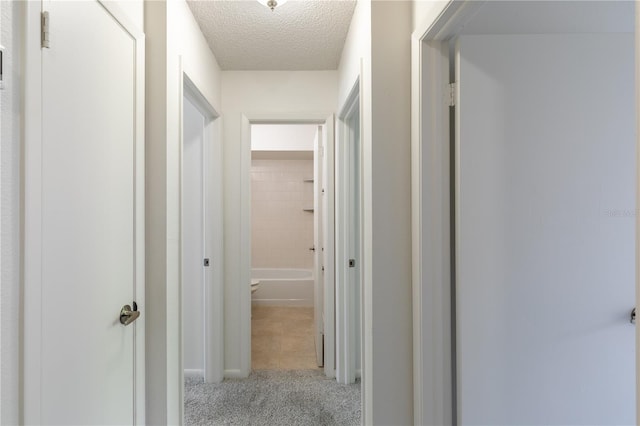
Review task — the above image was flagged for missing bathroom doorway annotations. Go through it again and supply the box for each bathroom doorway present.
[250,124,325,370]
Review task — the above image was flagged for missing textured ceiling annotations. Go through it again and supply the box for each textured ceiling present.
[186,0,357,70]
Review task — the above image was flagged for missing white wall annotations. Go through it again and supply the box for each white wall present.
[251,158,314,269]
[145,0,222,423]
[252,124,317,151]
[412,0,450,33]
[221,71,337,376]
[1,1,21,423]
[337,0,370,110]
[104,0,143,28]
[370,2,414,423]
[337,0,414,422]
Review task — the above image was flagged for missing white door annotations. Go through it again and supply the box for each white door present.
[314,126,324,366]
[182,95,206,377]
[24,1,145,424]
[455,34,635,425]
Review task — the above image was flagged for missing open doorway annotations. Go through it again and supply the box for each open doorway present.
[181,75,223,392]
[336,83,362,385]
[412,1,635,424]
[240,114,335,377]
[249,124,320,369]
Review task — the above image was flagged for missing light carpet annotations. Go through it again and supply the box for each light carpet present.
[185,370,361,425]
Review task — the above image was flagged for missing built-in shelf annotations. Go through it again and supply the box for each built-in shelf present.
[303,178,314,183]
[303,208,314,212]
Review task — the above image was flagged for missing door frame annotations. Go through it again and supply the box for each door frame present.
[410,1,489,424]
[412,1,640,424]
[179,69,224,389]
[239,113,336,378]
[22,1,146,423]
[336,80,362,384]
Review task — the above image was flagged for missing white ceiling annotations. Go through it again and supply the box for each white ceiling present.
[186,0,357,70]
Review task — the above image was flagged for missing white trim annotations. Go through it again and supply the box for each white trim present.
[178,58,185,425]
[413,1,486,43]
[322,114,336,379]
[410,36,452,426]
[183,75,217,121]
[245,112,330,124]
[223,369,244,379]
[240,112,336,379]
[181,71,224,385]
[23,1,146,423]
[240,114,252,377]
[411,1,486,424]
[314,127,323,366]
[410,32,423,425]
[184,369,205,379]
[336,80,360,385]
[132,5,146,423]
[635,2,640,424]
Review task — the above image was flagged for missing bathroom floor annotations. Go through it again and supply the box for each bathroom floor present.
[251,306,320,370]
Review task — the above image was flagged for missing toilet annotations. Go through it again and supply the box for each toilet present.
[251,279,260,294]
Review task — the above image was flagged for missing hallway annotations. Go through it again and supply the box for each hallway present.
[184,370,360,425]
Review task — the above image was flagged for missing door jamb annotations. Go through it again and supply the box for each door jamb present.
[179,70,223,389]
[411,1,486,424]
[336,80,361,384]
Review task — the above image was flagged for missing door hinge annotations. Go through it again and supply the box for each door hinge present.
[41,11,50,49]
[448,82,457,107]
[203,258,210,267]
[348,259,355,268]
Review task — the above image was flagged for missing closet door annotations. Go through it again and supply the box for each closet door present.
[25,1,145,424]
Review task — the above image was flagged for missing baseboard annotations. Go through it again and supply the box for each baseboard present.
[324,368,336,379]
[184,369,204,378]
[224,369,245,379]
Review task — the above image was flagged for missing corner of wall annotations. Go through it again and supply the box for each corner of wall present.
[368,1,414,423]
[337,0,371,110]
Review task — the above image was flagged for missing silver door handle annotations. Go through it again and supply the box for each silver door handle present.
[120,303,140,326]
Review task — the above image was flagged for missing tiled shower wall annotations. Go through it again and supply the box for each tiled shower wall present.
[251,158,314,269]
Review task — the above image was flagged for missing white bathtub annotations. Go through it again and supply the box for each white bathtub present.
[251,268,314,307]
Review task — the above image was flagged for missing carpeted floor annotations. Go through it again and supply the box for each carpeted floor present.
[185,370,361,425]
